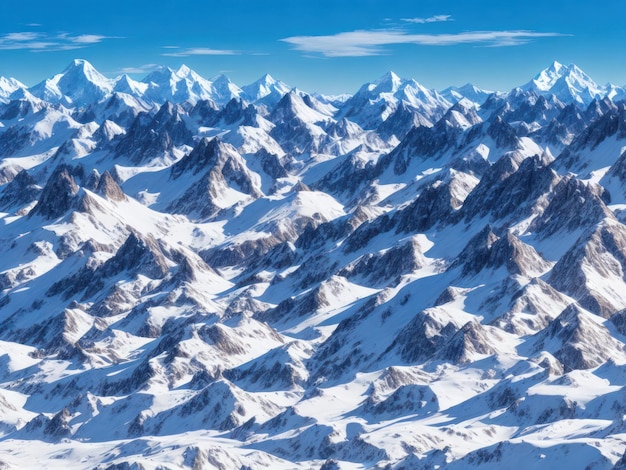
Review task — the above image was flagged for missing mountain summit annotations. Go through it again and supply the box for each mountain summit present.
[523,60,609,105]
[29,59,114,106]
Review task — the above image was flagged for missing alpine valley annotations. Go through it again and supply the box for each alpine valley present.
[2,59,626,469]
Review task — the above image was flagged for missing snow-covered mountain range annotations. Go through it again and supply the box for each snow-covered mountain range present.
[1,59,626,469]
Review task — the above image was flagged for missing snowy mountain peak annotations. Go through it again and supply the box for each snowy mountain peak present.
[531,61,590,91]
[210,74,235,90]
[525,61,605,106]
[0,76,26,102]
[64,58,98,74]
[240,73,291,106]
[270,88,326,123]
[259,73,275,84]
[543,60,565,83]
[113,74,148,96]
[27,59,115,107]
[209,74,243,105]
[140,64,214,105]
[373,71,403,93]
[441,83,493,105]
[176,64,192,77]
[59,59,113,91]
[142,65,177,85]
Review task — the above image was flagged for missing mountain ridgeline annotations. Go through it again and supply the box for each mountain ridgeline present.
[1,59,626,468]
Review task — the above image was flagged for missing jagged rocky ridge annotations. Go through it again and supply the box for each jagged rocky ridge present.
[1,60,626,468]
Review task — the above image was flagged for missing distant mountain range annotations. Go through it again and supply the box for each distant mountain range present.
[1,59,626,469]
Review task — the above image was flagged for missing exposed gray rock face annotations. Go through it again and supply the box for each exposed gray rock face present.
[268,92,325,155]
[0,169,40,210]
[531,304,625,371]
[0,126,31,158]
[380,114,466,175]
[169,137,261,218]
[0,97,37,120]
[530,175,613,239]
[610,309,626,336]
[394,178,464,234]
[487,116,521,148]
[258,281,332,324]
[255,148,287,179]
[113,101,193,164]
[294,212,358,251]
[485,89,563,127]
[451,226,549,277]
[342,214,394,253]
[493,278,571,335]
[43,407,72,440]
[460,153,557,224]
[206,98,258,127]
[364,384,439,418]
[539,102,588,146]
[140,380,280,434]
[339,238,426,286]
[202,235,282,270]
[314,148,378,199]
[607,149,626,184]
[189,98,219,124]
[101,232,169,280]
[388,309,458,363]
[439,320,499,364]
[554,102,626,174]
[46,232,169,302]
[29,164,79,219]
[224,344,308,391]
[340,73,447,130]
[548,220,626,316]
[85,170,126,201]
[376,102,432,140]
[92,92,146,127]
[171,136,226,179]
[95,170,126,201]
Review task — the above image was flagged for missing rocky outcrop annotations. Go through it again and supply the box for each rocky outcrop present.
[339,238,426,286]
[394,177,468,233]
[461,153,557,224]
[452,226,550,277]
[439,321,499,364]
[0,169,40,211]
[29,164,80,219]
[530,175,613,238]
[548,220,626,316]
[169,137,262,218]
[113,101,193,165]
[46,232,170,302]
[389,309,459,363]
[531,304,626,371]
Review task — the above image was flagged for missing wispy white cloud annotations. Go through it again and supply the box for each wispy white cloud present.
[117,64,160,74]
[0,31,119,51]
[161,47,238,57]
[3,32,40,42]
[282,29,568,57]
[71,34,111,44]
[402,15,453,24]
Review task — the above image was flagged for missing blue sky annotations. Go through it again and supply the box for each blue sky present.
[0,0,624,94]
